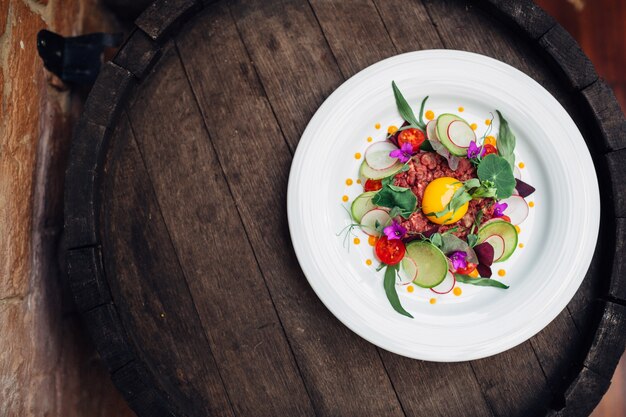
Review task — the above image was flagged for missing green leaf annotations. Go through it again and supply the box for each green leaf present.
[417,96,429,130]
[384,265,414,318]
[372,184,418,218]
[467,233,478,247]
[496,110,516,169]
[430,233,443,248]
[471,185,497,199]
[392,81,420,127]
[420,140,434,152]
[456,274,509,289]
[463,178,481,189]
[388,206,403,218]
[440,234,478,263]
[433,187,472,218]
[477,154,516,199]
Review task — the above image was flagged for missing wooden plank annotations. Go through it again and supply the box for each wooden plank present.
[308,0,397,77]
[309,2,493,416]
[81,303,135,373]
[126,43,316,417]
[113,29,162,80]
[83,62,136,129]
[608,219,626,302]
[111,361,181,417]
[529,309,585,406]
[471,343,552,417]
[477,0,556,40]
[378,352,493,417]
[371,0,443,51]
[64,120,109,248]
[229,0,344,151]
[538,24,598,91]
[102,114,236,417]
[558,366,612,417]
[135,0,202,41]
[177,4,405,416]
[580,79,626,152]
[606,149,626,218]
[583,302,626,379]
[66,246,112,312]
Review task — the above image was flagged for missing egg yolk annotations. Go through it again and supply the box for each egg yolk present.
[421,177,469,225]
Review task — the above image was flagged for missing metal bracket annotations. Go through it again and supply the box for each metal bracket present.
[37,29,123,85]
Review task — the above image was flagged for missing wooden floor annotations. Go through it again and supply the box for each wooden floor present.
[535,1,626,416]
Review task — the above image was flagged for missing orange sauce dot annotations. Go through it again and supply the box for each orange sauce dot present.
[425,110,435,120]
[365,259,373,266]
[484,136,497,146]
[470,123,478,131]
[453,287,462,296]
[458,106,465,112]
[356,179,362,184]
[515,225,521,234]
[368,236,378,246]
[519,243,524,248]
[353,237,360,245]
[407,286,414,293]
[346,178,353,186]
[518,162,525,169]
[498,269,506,277]
[429,298,437,305]
[367,136,373,142]
[387,125,398,135]
[354,152,362,160]
[485,119,492,126]
[342,195,349,202]
[529,201,535,208]
[375,123,381,129]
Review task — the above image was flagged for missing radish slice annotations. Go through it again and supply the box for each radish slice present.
[398,257,418,285]
[360,208,392,237]
[514,166,522,180]
[500,195,529,225]
[426,120,438,141]
[430,270,456,294]
[484,235,505,262]
[365,141,399,170]
[447,120,476,148]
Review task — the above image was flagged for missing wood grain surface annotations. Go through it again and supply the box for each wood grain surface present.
[63,1,626,416]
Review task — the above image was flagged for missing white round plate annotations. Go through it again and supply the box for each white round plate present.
[287,50,600,362]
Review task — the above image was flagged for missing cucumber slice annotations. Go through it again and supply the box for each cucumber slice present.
[359,160,404,180]
[350,191,377,223]
[360,208,391,236]
[405,241,449,288]
[436,113,475,156]
[399,257,418,284]
[477,220,518,262]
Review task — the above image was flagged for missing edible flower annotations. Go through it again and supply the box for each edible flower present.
[383,220,407,240]
[389,142,414,163]
[492,201,508,217]
[467,141,486,159]
[449,251,468,271]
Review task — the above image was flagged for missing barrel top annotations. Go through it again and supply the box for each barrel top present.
[65,1,626,416]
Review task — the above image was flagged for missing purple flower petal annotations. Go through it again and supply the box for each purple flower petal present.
[400,142,414,154]
[449,251,468,271]
[467,141,486,159]
[493,202,508,217]
[383,220,407,240]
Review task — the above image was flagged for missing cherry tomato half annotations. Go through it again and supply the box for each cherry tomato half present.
[375,236,406,265]
[455,262,477,275]
[483,144,498,155]
[499,215,511,222]
[364,179,382,192]
[397,128,425,151]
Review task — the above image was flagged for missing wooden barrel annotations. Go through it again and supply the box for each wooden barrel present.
[65,1,626,416]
